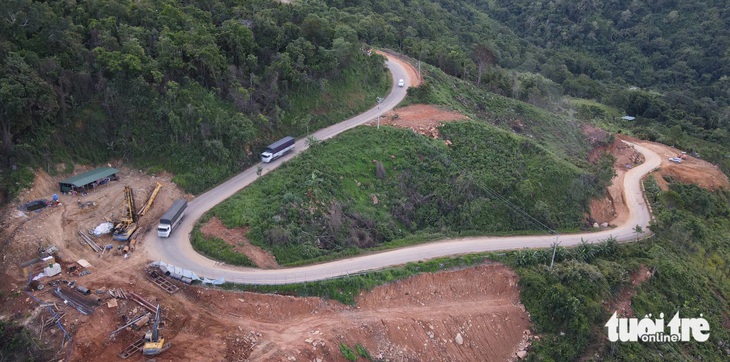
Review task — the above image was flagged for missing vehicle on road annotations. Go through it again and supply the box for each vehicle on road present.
[668,157,682,163]
[398,79,405,87]
[261,136,295,163]
[158,199,187,237]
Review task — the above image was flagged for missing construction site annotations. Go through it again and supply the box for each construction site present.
[0,162,536,361]
[1,115,728,361]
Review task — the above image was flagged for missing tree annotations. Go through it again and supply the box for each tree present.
[218,19,255,67]
[473,43,496,87]
[634,225,643,241]
[667,125,684,147]
[0,53,58,156]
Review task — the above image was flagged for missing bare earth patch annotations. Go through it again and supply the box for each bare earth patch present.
[585,127,644,226]
[199,217,279,269]
[367,104,468,138]
[585,130,728,226]
[188,263,532,362]
[628,136,730,191]
[581,264,653,361]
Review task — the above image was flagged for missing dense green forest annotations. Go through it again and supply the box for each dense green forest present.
[315,0,730,172]
[356,0,728,123]
[2,0,729,200]
[0,0,389,197]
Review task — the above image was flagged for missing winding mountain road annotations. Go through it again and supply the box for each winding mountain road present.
[145,55,661,285]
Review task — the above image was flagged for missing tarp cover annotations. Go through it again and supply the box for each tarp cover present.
[149,261,201,281]
[92,222,114,236]
[202,277,225,285]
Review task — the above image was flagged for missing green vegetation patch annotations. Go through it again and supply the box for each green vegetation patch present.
[204,122,606,265]
[518,182,730,361]
[0,320,54,361]
[406,63,592,163]
[190,228,254,267]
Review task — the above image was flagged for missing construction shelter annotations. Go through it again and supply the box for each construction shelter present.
[58,167,119,193]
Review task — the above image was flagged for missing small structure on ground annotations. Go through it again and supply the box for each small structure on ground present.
[59,167,118,193]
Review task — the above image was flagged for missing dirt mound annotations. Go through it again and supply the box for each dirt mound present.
[200,217,279,268]
[181,263,531,362]
[368,104,468,138]
[12,262,531,361]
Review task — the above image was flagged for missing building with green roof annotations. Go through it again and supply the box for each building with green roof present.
[59,167,119,193]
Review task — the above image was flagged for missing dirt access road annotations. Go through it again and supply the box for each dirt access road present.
[145,54,662,284]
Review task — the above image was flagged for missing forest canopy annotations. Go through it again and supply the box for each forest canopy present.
[1,0,729,198]
[0,0,388,196]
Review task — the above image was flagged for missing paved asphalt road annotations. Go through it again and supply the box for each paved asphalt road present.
[145,55,662,285]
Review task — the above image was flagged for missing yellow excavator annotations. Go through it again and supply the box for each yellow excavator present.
[112,186,138,241]
[143,304,171,356]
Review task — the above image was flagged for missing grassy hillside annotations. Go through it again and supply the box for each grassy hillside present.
[198,122,608,265]
[405,62,593,164]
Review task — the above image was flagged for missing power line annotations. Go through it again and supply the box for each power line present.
[475,179,562,268]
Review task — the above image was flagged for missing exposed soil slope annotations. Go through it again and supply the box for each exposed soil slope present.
[585,130,727,226]
[367,104,469,138]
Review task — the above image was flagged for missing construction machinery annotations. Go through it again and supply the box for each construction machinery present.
[137,182,162,217]
[142,304,170,356]
[112,186,138,241]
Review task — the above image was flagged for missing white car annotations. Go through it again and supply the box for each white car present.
[398,79,405,87]
[668,157,682,163]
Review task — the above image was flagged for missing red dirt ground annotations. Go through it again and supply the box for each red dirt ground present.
[585,128,728,226]
[367,104,469,138]
[629,136,730,191]
[585,127,644,226]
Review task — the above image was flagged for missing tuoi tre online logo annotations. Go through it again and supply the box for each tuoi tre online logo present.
[605,312,710,342]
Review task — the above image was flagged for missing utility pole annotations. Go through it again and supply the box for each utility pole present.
[376,97,383,129]
[550,235,560,269]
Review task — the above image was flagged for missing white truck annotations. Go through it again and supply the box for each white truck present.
[157,200,187,237]
[261,136,295,163]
